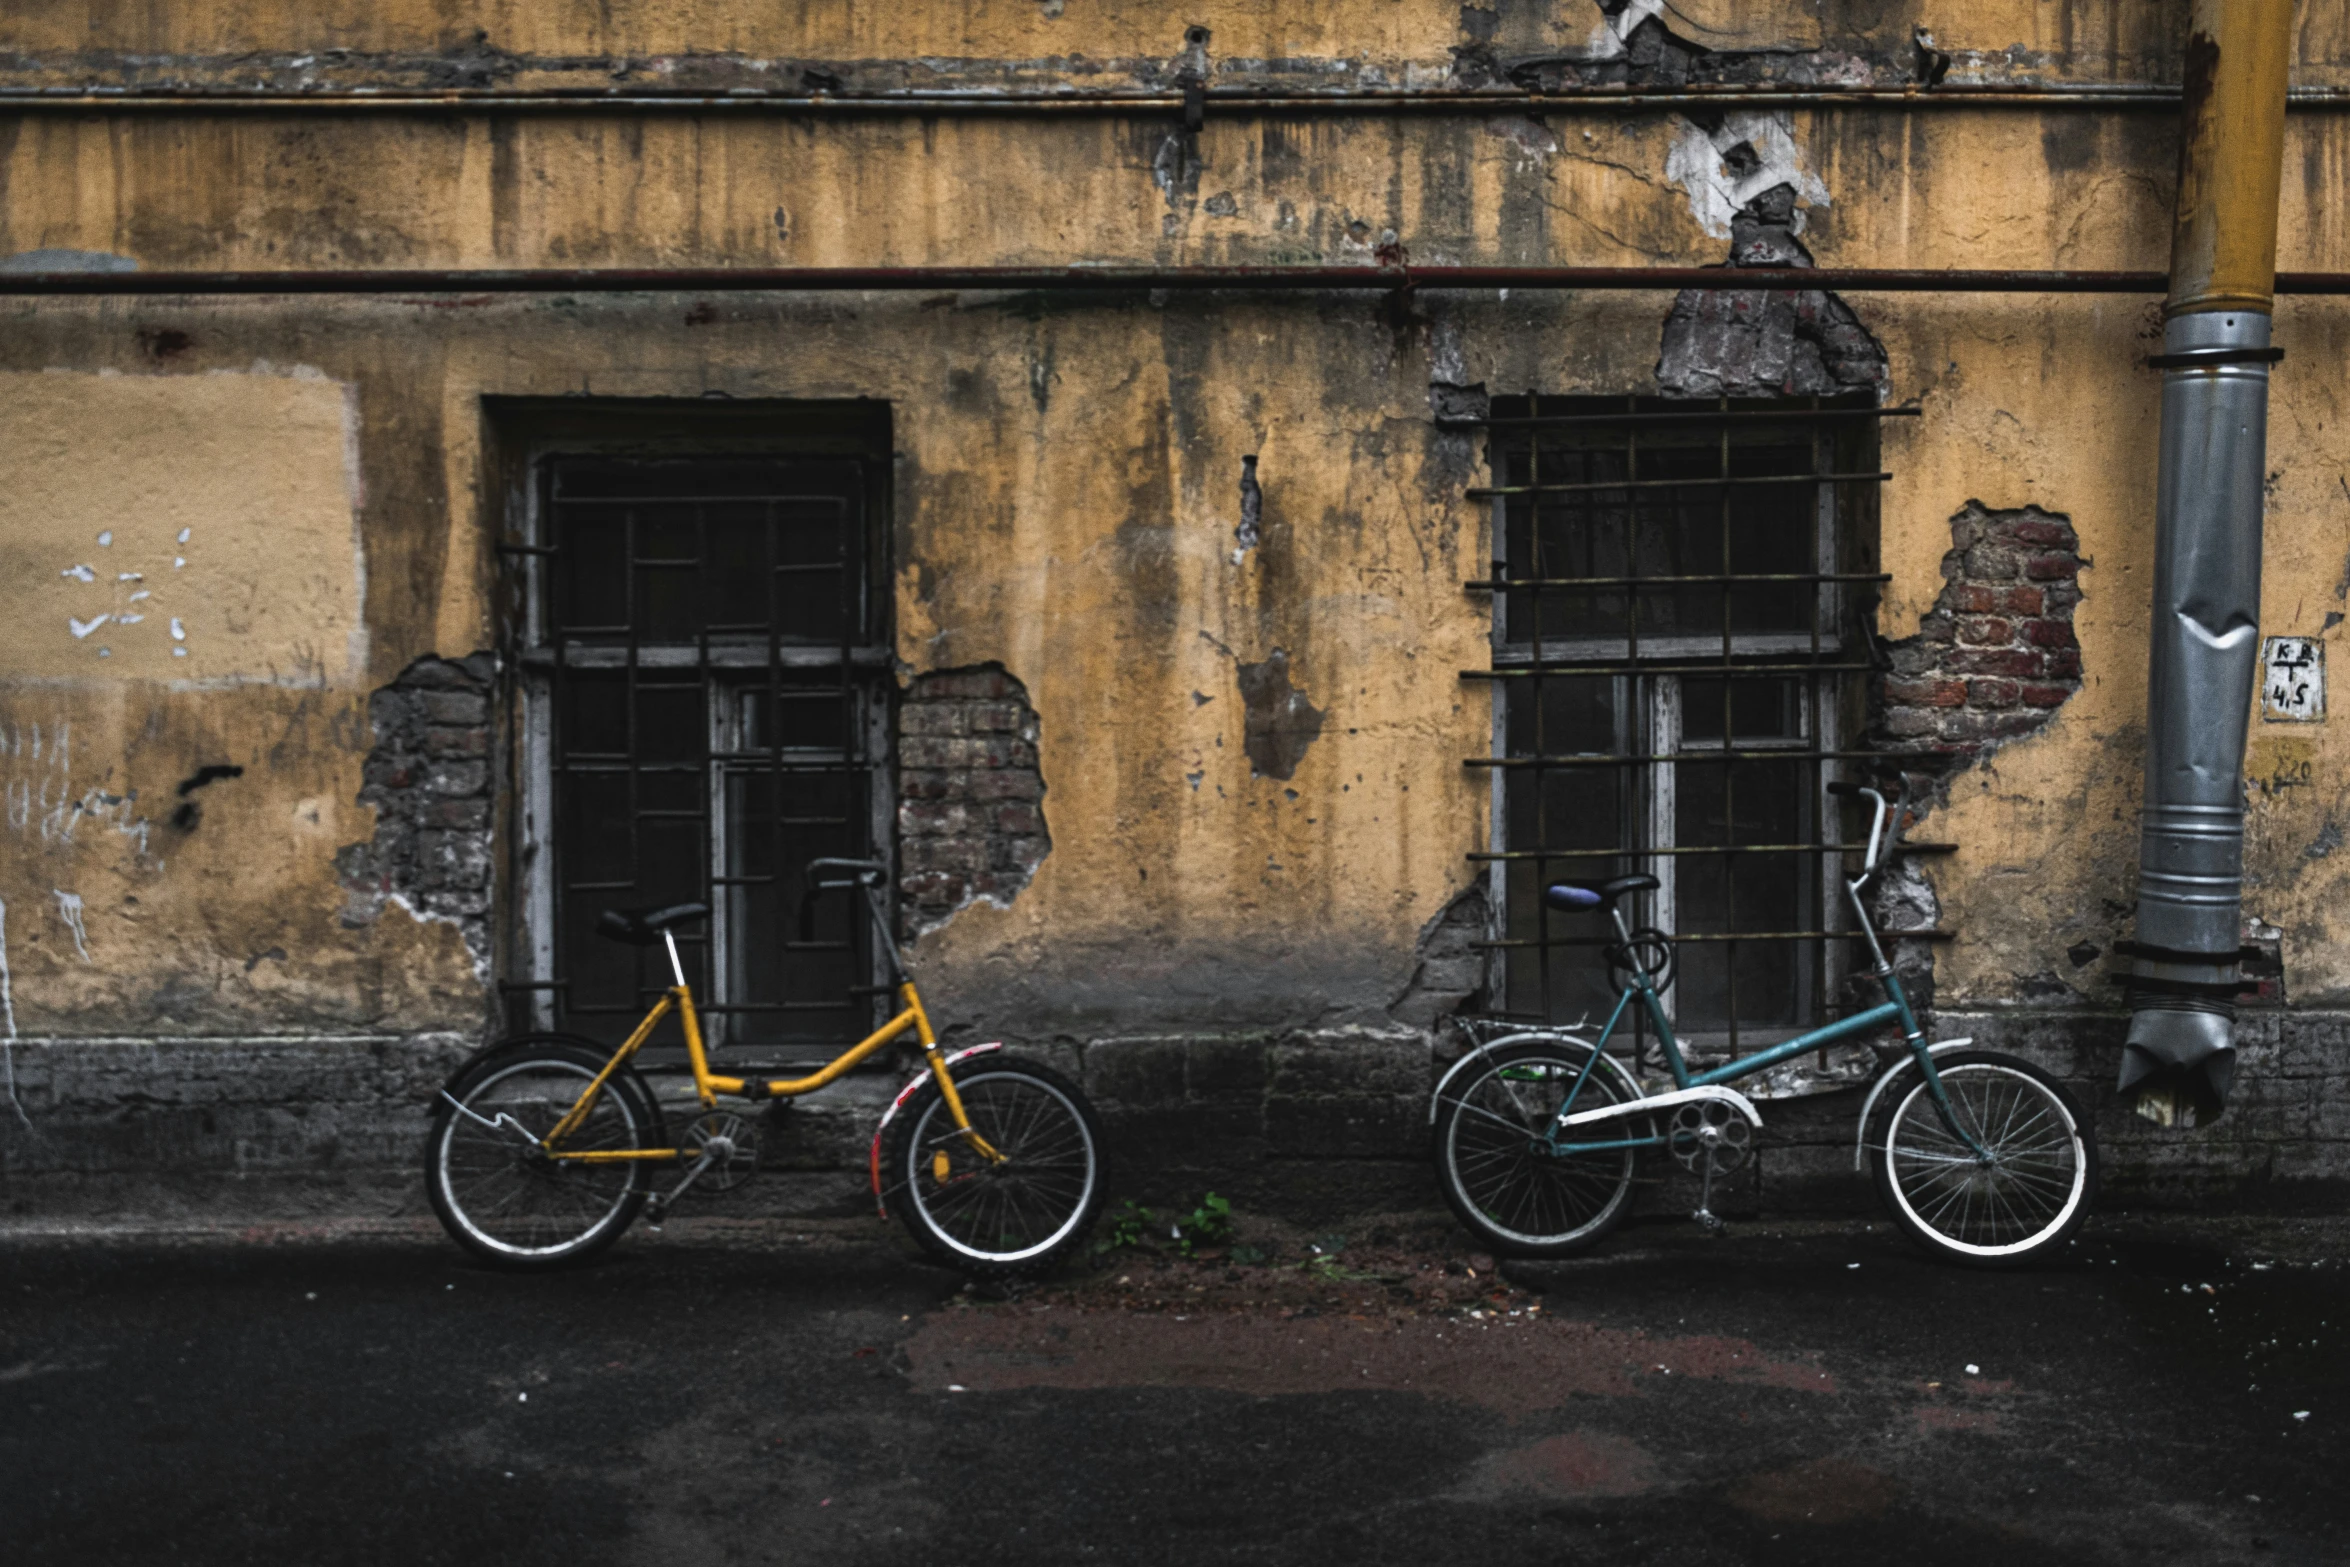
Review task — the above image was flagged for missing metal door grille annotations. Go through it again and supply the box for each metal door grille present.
[507,452,892,1049]
[1463,394,1907,1056]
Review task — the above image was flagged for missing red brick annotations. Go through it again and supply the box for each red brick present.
[1956,616,2014,646]
[1992,586,2045,615]
[2023,618,2079,649]
[913,669,1013,700]
[2023,552,2082,581]
[1949,584,2001,614]
[2019,683,2074,708]
[1886,677,1967,708]
[2011,517,2078,547]
[1966,678,2021,709]
[2045,649,2083,677]
[1946,647,2043,677]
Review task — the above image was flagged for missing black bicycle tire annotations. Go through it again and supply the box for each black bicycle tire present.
[884,1056,1105,1277]
[426,1042,664,1270]
[1432,1038,1643,1258]
[1868,1049,2097,1268]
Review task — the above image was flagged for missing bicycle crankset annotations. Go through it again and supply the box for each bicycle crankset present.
[674,1109,762,1193]
[1667,1101,1753,1175]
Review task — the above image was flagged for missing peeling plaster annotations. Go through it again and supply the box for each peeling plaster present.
[1666,113,1831,240]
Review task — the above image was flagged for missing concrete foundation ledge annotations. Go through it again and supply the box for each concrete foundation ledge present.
[0,1018,2342,1226]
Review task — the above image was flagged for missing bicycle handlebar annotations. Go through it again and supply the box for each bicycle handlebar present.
[806,856,888,890]
[1827,779,1899,877]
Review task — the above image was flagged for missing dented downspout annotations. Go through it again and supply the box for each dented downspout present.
[2124,0,2293,1127]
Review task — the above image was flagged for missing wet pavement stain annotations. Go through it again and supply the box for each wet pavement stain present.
[0,1213,2340,1566]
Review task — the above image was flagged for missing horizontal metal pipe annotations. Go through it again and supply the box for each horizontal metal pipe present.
[1475,930,1955,945]
[1468,470,1889,497]
[10,264,2350,297]
[8,85,2350,115]
[1464,405,1925,427]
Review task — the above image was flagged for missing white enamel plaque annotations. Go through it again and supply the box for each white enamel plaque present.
[2261,636,2325,722]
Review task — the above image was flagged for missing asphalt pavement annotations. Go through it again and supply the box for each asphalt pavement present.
[3,1211,2342,1565]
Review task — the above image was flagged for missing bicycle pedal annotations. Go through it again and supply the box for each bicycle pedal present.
[1691,1208,1727,1233]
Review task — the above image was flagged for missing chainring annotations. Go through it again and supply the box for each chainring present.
[1667,1101,1753,1174]
[674,1109,762,1193]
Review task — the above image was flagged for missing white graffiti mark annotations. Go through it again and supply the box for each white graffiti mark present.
[51,890,89,962]
[1586,0,1666,58]
[0,898,27,1128]
[60,565,94,584]
[68,615,109,640]
[96,531,112,547]
[0,720,156,863]
[1666,112,1832,241]
[170,618,185,642]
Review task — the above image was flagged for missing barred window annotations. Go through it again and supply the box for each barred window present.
[496,403,894,1051]
[1468,395,1892,1055]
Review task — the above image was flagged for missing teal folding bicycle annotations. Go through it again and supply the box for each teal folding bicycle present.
[1432,779,2098,1267]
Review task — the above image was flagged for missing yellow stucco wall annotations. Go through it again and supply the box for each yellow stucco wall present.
[4,0,2350,1041]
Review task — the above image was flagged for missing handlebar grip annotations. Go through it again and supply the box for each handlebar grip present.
[1824,781,1870,798]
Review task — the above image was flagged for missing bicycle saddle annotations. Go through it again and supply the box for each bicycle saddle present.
[1543,874,1659,911]
[595,902,711,946]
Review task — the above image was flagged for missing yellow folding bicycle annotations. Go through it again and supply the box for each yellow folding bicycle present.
[424,858,1104,1273]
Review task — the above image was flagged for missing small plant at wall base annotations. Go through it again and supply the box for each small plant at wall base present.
[1175,1193,1233,1256]
[1096,1198,1156,1255]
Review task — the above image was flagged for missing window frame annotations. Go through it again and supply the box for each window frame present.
[485,399,897,1056]
[1472,394,1886,1058]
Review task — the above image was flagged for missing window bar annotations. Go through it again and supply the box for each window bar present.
[1811,399,1831,1062]
[1717,394,1739,1061]
[765,493,788,1049]
[1623,395,1648,1070]
[1468,470,1890,499]
[1527,390,1551,1026]
[836,485,863,1028]
[543,467,570,1034]
[1465,405,1923,431]
[623,501,646,1019]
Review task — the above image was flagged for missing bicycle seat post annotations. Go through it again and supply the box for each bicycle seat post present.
[664,929,688,990]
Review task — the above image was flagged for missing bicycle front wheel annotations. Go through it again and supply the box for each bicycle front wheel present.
[427,1043,664,1269]
[1870,1050,2096,1267]
[1433,1039,1642,1258]
[885,1056,1104,1276]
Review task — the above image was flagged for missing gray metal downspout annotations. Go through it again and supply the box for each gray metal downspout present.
[2123,0,2294,1127]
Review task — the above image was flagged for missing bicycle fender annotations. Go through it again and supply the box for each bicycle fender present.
[1559,1082,1762,1131]
[1851,1038,1973,1171]
[1427,1030,1622,1125]
[868,1042,1005,1217]
[436,1032,610,1093]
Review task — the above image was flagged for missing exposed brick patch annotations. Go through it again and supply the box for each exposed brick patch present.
[898,663,1050,936]
[1390,884,1493,1030]
[333,654,496,965]
[1876,503,2086,763]
[1655,184,1887,399]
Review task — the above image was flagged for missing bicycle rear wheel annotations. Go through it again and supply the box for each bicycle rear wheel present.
[427,1043,665,1269]
[1869,1049,2095,1267]
[885,1056,1103,1276]
[1433,1039,1642,1258]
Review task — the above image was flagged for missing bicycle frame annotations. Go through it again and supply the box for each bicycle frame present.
[536,872,1000,1168]
[1536,786,1988,1161]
